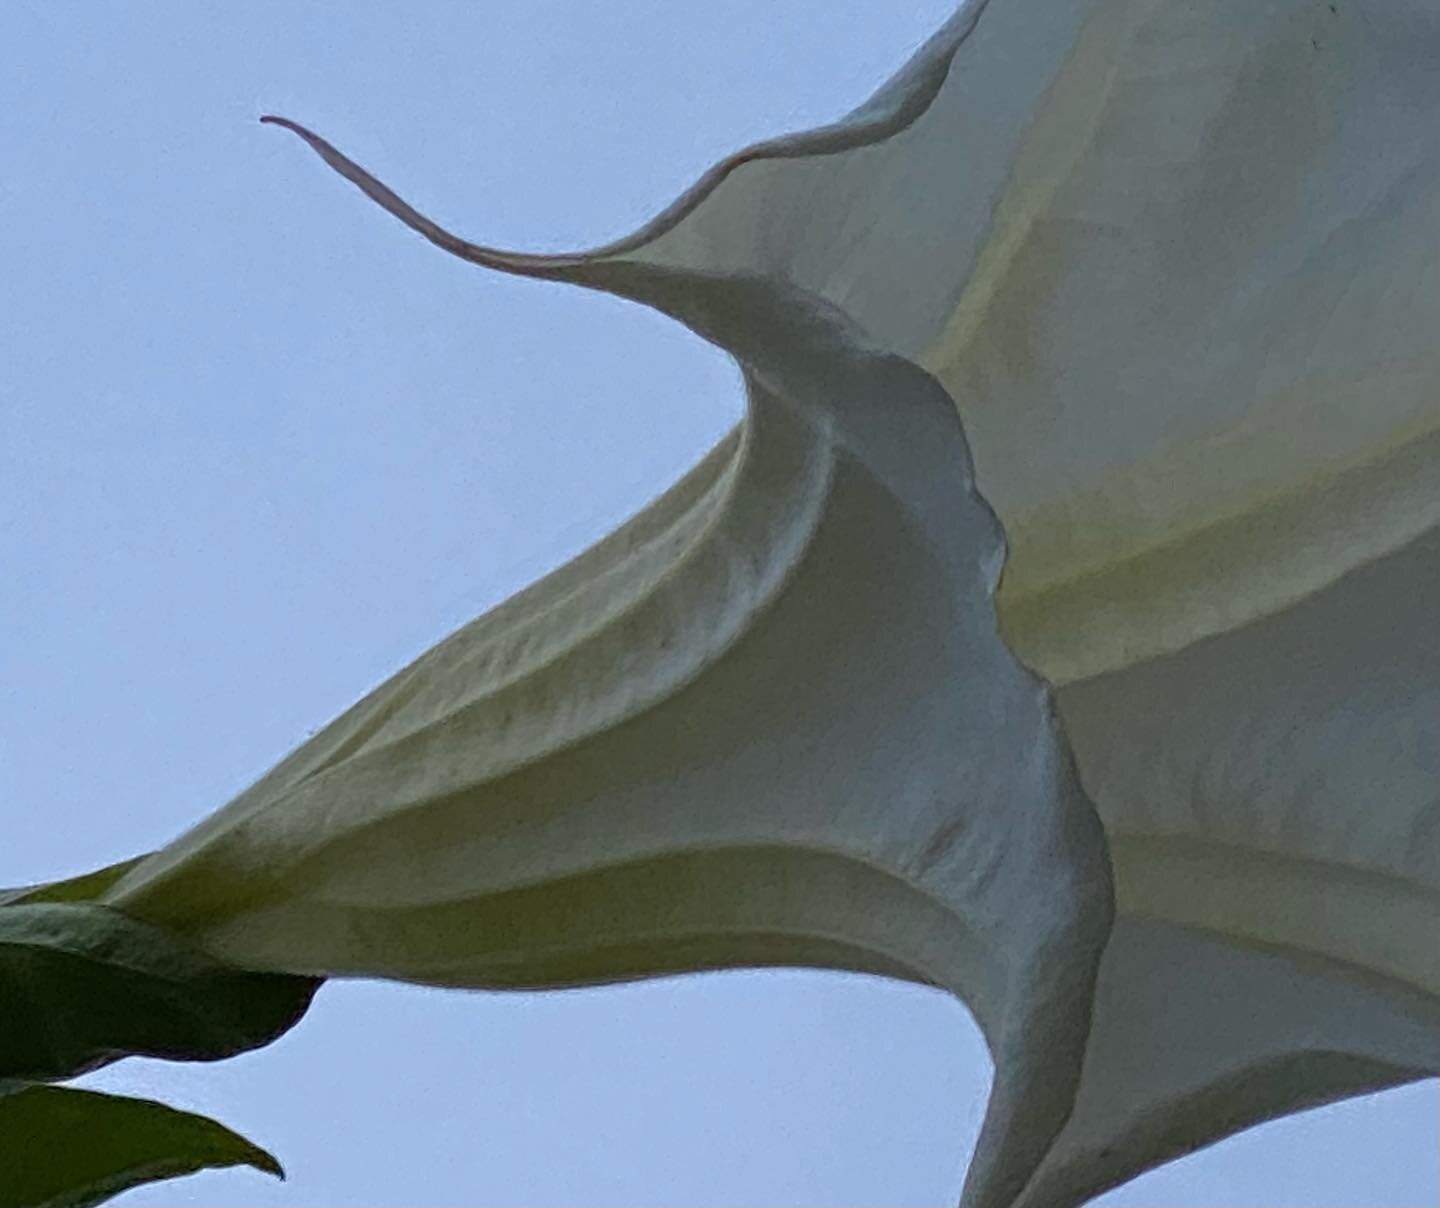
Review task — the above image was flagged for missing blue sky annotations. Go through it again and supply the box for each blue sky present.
[2,3,1435,1204]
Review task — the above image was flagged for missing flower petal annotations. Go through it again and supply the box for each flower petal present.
[1016,522,1440,1204]
[100,0,1440,1201]
[319,0,1438,694]
[445,0,1440,1191]
[105,129,1112,1207]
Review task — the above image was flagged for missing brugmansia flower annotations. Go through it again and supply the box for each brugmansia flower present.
[87,0,1440,1203]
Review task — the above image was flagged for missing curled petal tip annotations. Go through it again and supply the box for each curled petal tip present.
[258,114,310,138]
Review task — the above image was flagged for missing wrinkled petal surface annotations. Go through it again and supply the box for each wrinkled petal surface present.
[105,156,1111,1208]
[484,0,1440,1195]
[1023,522,1440,1204]
[101,0,1440,1202]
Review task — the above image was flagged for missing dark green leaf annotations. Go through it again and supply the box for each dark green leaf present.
[0,1079,282,1208]
[0,902,320,1081]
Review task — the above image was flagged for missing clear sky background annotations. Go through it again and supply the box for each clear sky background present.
[2,3,1435,1204]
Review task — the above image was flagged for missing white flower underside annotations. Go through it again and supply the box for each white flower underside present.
[103,1,1440,1204]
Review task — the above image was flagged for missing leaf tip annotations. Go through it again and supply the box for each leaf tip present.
[249,1145,286,1181]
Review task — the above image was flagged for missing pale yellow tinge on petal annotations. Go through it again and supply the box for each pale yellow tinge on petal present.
[918,0,1148,390]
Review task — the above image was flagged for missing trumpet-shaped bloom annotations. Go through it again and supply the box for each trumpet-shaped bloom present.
[100,0,1439,1203]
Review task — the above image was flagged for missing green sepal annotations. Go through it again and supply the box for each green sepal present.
[0,857,153,909]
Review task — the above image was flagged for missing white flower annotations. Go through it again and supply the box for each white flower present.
[103,1,1440,1203]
